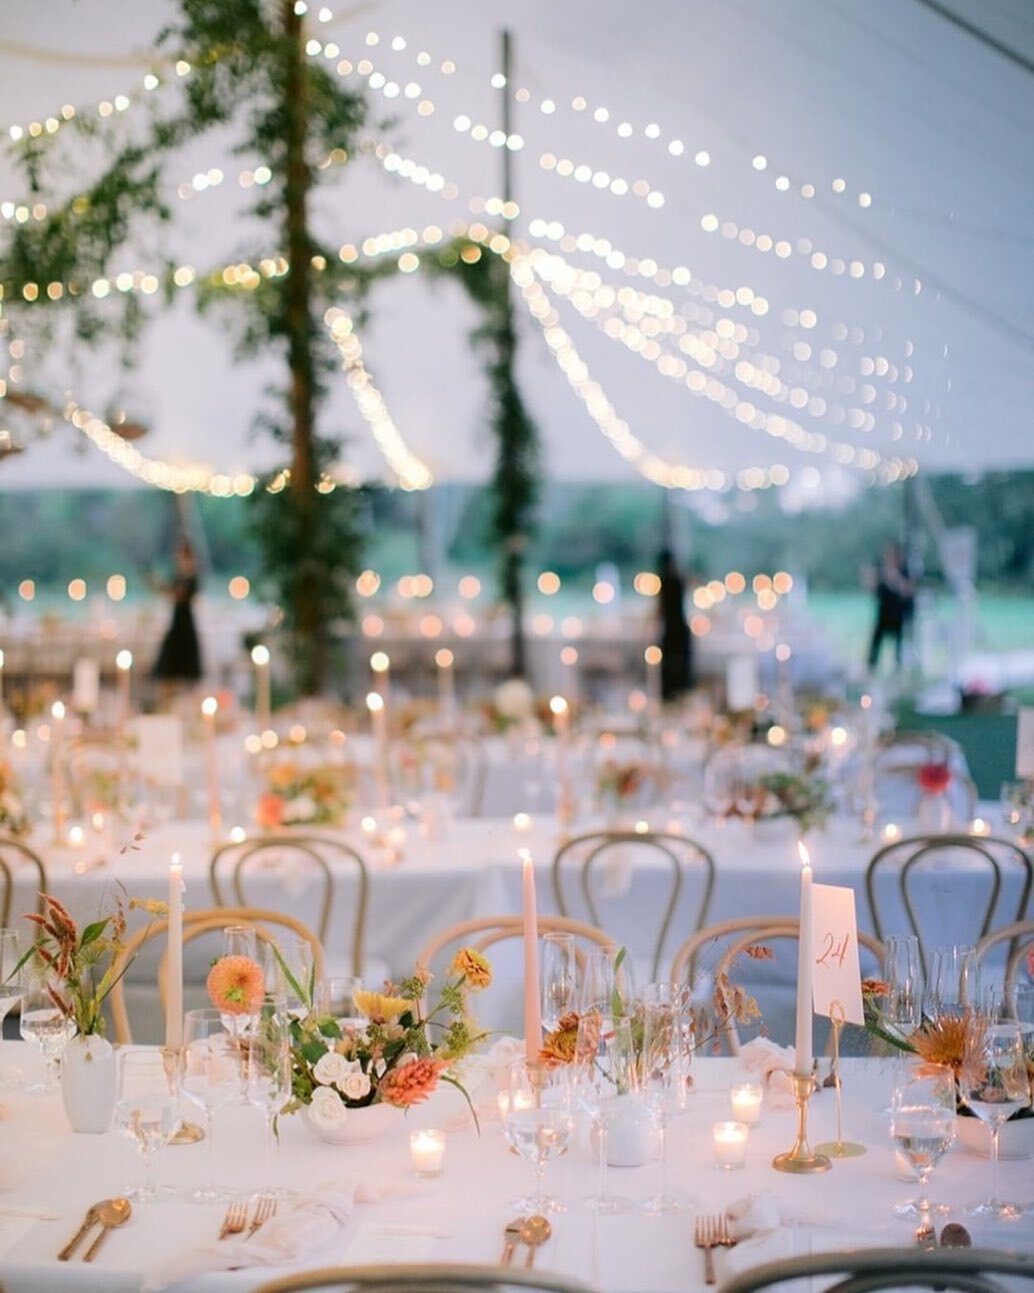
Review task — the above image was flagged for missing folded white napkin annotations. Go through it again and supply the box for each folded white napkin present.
[721,1190,837,1278]
[736,1038,797,1109]
[142,1179,416,1291]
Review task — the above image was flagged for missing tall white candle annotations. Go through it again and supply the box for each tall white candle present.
[370,651,391,704]
[115,649,133,731]
[201,696,221,837]
[521,849,542,1061]
[549,695,573,823]
[251,645,272,731]
[50,700,66,841]
[794,840,814,1077]
[644,644,663,715]
[560,644,580,704]
[0,647,6,725]
[72,658,100,714]
[435,648,456,728]
[166,852,184,1051]
[367,691,390,807]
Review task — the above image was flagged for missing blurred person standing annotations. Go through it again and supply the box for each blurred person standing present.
[657,547,694,701]
[152,539,203,703]
[865,539,915,672]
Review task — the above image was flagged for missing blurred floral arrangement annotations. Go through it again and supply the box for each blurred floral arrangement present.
[916,762,952,796]
[480,678,537,734]
[391,739,459,797]
[755,770,834,833]
[256,759,354,829]
[0,757,30,836]
[594,757,665,809]
[276,948,492,1134]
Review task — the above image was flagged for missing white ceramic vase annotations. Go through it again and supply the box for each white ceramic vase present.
[61,1034,116,1134]
[301,1100,404,1146]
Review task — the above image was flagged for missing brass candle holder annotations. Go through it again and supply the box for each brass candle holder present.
[772,1072,831,1174]
[160,1046,205,1145]
[815,1002,865,1160]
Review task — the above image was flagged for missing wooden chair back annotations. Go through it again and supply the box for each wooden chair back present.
[0,835,47,928]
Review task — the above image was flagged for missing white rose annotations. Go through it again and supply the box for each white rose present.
[313,1050,350,1087]
[284,793,318,823]
[339,1063,372,1101]
[309,1084,347,1129]
[493,678,534,720]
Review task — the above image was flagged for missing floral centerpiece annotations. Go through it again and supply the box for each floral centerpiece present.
[594,758,665,813]
[256,759,354,830]
[481,678,537,734]
[916,762,952,796]
[755,770,833,834]
[0,757,29,836]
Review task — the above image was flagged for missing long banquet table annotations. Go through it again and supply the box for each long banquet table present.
[0,1050,1031,1293]
[5,808,1025,1043]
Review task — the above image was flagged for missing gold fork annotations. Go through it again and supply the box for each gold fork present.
[716,1213,739,1254]
[246,1195,277,1238]
[218,1200,249,1241]
[693,1214,720,1286]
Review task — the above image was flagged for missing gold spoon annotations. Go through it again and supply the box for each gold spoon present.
[81,1197,132,1263]
[58,1203,104,1262]
[520,1215,552,1268]
[500,1216,526,1266]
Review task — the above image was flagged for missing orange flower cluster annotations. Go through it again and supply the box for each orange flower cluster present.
[206,955,265,1015]
[378,1057,444,1107]
[449,947,492,990]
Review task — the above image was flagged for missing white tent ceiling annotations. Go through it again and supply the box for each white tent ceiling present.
[0,0,1031,499]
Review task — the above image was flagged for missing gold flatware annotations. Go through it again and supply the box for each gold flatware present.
[520,1215,551,1269]
[716,1213,739,1253]
[500,1216,526,1266]
[219,1200,249,1241]
[694,1214,720,1286]
[81,1197,132,1263]
[58,1203,104,1262]
[246,1196,277,1238]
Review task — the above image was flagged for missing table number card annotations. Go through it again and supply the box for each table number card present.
[133,714,185,786]
[810,883,864,1025]
[1016,707,1034,779]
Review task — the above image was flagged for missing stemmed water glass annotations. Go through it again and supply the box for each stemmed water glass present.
[501,1059,573,1215]
[640,983,692,1214]
[0,928,24,1089]
[245,994,294,1200]
[924,945,979,1018]
[181,1008,244,1203]
[19,969,76,1094]
[889,1060,956,1222]
[574,1011,639,1214]
[884,935,923,1040]
[959,1021,1031,1220]
[541,933,577,1033]
[114,1050,182,1202]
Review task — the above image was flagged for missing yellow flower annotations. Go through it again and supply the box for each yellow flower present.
[450,947,492,990]
[128,898,170,917]
[353,989,412,1022]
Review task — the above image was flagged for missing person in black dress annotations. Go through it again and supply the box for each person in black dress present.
[866,540,915,671]
[657,547,693,702]
[152,540,202,692]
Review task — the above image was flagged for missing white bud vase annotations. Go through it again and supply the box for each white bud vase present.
[61,1034,116,1134]
[592,1094,659,1167]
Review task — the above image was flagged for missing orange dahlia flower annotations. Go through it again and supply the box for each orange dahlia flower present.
[379,1057,444,1107]
[450,947,492,990]
[207,955,265,1015]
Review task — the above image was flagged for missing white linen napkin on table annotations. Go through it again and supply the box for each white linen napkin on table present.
[736,1038,798,1109]
[142,1179,417,1291]
[720,1191,838,1277]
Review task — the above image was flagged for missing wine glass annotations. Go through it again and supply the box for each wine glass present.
[264,938,314,1018]
[114,1050,182,1202]
[889,1061,956,1221]
[640,983,691,1214]
[0,928,25,1089]
[959,1021,1031,1220]
[501,1059,573,1215]
[181,1008,244,1203]
[925,945,979,1018]
[578,948,635,1018]
[222,925,258,961]
[884,935,923,1040]
[316,976,365,1029]
[574,1011,639,1214]
[541,933,577,1033]
[19,969,76,1094]
[245,995,294,1199]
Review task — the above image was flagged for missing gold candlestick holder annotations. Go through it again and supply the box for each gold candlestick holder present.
[161,1046,205,1145]
[772,1072,831,1174]
[815,1002,865,1159]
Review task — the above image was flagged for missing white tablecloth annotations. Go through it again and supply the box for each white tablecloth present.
[0,1052,1031,1293]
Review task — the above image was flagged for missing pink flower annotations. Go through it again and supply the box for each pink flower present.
[917,762,952,795]
[378,1057,444,1107]
[207,955,265,1015]
[256,793,285,830]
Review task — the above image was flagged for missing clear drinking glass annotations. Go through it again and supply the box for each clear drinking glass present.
[502,1059,573,1215]
[884,935,924,1039]
[925,944,979,1017]
[574,1011,639,1214]
[263,938,314,1017]
[181,1008,243,1203]
[316,976,364,1029]
[889,1061,956,1220]
[114,1050,182,1202]
[960,1021,1031,1220]
[578,948,635,1018]
[541,933,577,1033]
[640,983,691,1214]
[19,970,76,1094]
[0,928,24,1089]
[222,925,258,962]
[245,995,293,1199]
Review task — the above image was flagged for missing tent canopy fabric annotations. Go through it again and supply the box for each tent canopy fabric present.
[0,0,1031,498]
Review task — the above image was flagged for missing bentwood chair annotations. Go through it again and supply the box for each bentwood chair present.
[551,830,715,982]
[0,834,47,928]
[865,833,1032,979]
[718,1247,1034,1293]
[971,919,1034,1017]
[253,1266,598,1293]
[670,915,885,1054]
[416,913,616,976]
[209,835,371,980]
[109,905,324,1044]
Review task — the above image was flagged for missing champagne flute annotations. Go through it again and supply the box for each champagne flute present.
[222,924,258,961]
[924,945,978,1018]
[245,995,294,1199]
[960,1021,1031,1220]
[19,969,76,1094]
[181,1008,243,1203]
[574,1011,639,1214]
[0,928,24,1089]
[502,1059,573,1215]
[884,935,923,1040]
[114,1050,181,1202]
[889,1061,956,1220]
[541,933,577,1033]
[640,983,691,1214]
[263,938,314,1018]
[316,976,365,1029]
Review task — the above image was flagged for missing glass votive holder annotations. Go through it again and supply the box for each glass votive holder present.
[729,1082,763,1125]
[713,1120,749,1170]
[409,1128,446,1177]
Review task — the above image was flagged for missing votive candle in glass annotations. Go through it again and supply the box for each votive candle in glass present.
[729,1082,764,1125]
[410,1128,446,1177]
[713,1121,749,1170]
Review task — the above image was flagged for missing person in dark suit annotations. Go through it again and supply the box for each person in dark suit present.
[657,547,693,702]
